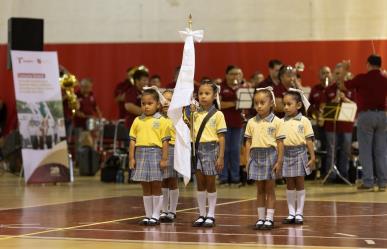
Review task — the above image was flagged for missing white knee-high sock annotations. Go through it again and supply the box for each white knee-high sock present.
[169,188,179,214]
[152,195,163,219]
[266,209,275,221]
[207,192,217,218]
[296,190,306,215]
[161,188,169,212]
[197,191,207,217]
[257,207,266,220]
[143,196,153,218]
[286,190,296,216]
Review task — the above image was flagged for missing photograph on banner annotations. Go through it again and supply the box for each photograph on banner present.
[17,100,66,149]
[11,50,71,184]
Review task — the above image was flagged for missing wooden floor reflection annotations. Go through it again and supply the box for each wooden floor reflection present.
[0,173,386,249]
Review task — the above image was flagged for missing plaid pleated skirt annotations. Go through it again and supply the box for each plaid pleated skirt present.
[282,145,310,177]
[163,145,177,179]
[132,146,163,182]
[196,142,219,176]
[247,147,278,181]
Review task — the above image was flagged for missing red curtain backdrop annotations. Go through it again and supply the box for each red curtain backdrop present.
[1,40,386,132]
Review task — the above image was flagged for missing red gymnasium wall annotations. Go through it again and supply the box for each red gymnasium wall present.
[1,40,386,132]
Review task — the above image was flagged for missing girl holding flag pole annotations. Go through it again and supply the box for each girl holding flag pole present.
[191,80,226,228]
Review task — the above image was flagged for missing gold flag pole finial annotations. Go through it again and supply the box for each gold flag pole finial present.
[188,14,192,30]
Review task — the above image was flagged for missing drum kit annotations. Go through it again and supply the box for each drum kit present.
[86,117,103,132]
[85,117,106,150]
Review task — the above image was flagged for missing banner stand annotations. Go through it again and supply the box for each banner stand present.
[11,50,71,184]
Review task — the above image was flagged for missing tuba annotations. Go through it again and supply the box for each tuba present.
[60,73,79,116]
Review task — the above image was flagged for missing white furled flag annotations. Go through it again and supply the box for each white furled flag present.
[167,28,203,185]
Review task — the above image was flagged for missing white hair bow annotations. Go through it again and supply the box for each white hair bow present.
[143,86,168,105]
[256,86,276,106]
[288,88,311,111]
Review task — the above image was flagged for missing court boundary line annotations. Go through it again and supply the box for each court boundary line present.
[24,227,387,242]
[2,195,387,248]
[0,197,255,241]
[0,194,140,211]
[12,235,387,249]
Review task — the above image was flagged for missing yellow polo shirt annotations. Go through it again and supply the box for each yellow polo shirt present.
[282,113,314,146]
[129,112,171,147]
[193,106,227,143]
[165,117,176,145]
[245,113,286,148]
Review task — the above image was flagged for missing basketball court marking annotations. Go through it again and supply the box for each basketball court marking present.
[334,233,357,237]
[3,222,386,246]
[0,197,255,241]
[1,197,386,248]
[11,236,387,249]
[0,195,136,211]
[365,240,376,245]
[25,228,387,242]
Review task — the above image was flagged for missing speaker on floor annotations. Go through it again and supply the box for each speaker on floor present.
[7,17,44,69]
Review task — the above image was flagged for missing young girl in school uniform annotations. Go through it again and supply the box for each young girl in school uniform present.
[192,81,226,228]
[281,88,316,225]
[159,89,180,223]
[245,87,285,230]
[129,88,171,226]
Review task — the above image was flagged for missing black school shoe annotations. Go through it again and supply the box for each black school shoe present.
[192,216,206,227]
[147,218,160,226]
[254,219,265,230]
[138,217,150,225]
[159,212,168,223]
[261,219,274,230]
[294,214,303,225]
[282,215,295,224]
[202,217,215,227]
[165,212,176,222]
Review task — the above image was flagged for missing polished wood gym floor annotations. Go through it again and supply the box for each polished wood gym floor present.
[0,173,386,249]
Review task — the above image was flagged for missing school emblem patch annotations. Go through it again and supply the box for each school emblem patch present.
[267,127,275,136]
[298,124,304,134]
[152,120,160,129]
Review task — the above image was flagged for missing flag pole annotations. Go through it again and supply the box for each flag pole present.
[188,14,196,158]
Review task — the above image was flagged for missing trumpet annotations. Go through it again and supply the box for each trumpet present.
[127,65,149,85]
[60,73,79,116]
[128,65,149,75]
[295,62,305,72]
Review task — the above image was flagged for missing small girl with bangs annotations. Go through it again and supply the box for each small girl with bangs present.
[245,86,285,230]
[192,80,226,228]
[281,88,315,225]
[129,88,171,226]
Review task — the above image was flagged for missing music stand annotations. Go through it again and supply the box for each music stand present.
[321,103,353,185]
[236,88,255,109]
